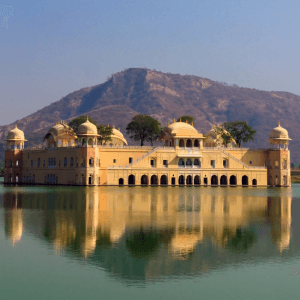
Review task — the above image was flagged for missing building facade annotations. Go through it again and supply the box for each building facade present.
[4,119,291,187]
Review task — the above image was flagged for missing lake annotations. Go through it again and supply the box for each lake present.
[1,181,300,300]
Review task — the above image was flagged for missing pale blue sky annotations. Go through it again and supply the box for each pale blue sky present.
[1,0,300,125]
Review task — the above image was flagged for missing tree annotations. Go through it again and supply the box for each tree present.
[223,121,256,147]
[126,115,161,146]
[68,116,97,133]
[215,126,234,147]
[97,125,113,145]
[177,115,195,125]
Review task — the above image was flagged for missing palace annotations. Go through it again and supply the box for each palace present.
[3,119,291,186]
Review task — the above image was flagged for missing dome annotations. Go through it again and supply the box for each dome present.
[77,118,98,136]
[43,121,77,141]
[7,125,26,141]
[168,121,199,135]
[111,128,128,145]
[270,122,290,140]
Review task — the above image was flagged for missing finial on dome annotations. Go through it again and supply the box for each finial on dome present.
[118,127,120,131]
[168,122,170,126]
[192,122,194,126]
[86,116,89,121]
[179,118,181,122]
[174,119,175,123]
[278,121,280,127]
[113,125,115,128]
[15,124,17,128]
[186,120,188,123]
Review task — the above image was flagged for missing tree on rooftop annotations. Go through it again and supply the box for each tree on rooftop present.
[177,115,195,125]
[223,121,256,148]
[126,115,161,146]
[97,124,113,145]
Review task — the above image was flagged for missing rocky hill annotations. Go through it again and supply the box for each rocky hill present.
[0,68,299,162]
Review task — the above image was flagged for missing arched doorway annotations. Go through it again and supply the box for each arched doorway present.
[242,175,248,186]
[252,179,257,186]
[230,175,237,185]
[186,139,192,147]
[220,175,227,185]
[141,175,148,185]
[179,175,185,185]
[119,178,124,185]
[204,177,208,185]
[128,175,135,185]
[186,175,193,185]
[194,175,200,185]
[151,175,158,185]
[179,139,184,147]
[194,140,200,147]
[171,177,176,185]
[211,175,218,186]
[160,175,168,185]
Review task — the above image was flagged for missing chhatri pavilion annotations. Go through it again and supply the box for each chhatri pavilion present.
[4,119,291,186]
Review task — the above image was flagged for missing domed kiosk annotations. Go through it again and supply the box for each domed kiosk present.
[6,124,26,150]
[270,122,291,150]
[108,126,128,146]
[204,125,236,148]
[77,118,99,146]
[160,119,204,148]
[43,120,77,148]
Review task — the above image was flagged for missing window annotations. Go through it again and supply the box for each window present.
[264,161,267,168]
[129,157,133,164]
[282,159,287,169]
[43,160,45,167]
[31,160,34,167]
[9,160,12,167]
[64,157,67,167]
[150,159,155,167]
[223,159,228,168]
[211,160,215,168]
[275,161,279,169]
[113,159,116,163]
[16,160,19,167]
[163,160,168,167]
[70,157,74,167]
[250,161,253,165]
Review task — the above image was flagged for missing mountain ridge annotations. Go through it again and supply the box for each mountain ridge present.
[0,68,299,162]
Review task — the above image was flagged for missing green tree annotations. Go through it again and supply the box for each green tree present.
[177,115,195,125]
[97,125,113,145]
[68,116,97,133]
[223,121,256,148]
[126,115,161,146]
[215,126,234,147]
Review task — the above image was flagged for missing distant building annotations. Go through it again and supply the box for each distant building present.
[4,119,291,186]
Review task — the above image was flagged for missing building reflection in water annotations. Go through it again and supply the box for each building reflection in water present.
[2,187,293,279]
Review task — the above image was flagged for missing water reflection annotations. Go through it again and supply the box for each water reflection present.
[1,187,293,282]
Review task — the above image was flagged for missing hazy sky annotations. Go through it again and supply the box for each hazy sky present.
[1,0,300,125]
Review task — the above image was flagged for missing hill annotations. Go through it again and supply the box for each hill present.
[0,68,299,162]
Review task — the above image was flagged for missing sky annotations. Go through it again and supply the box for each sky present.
[1,0,300,125]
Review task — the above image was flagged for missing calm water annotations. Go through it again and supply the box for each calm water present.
[1,180,300,300]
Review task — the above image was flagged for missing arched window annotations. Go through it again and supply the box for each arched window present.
[252,179,257,186]
[141,175,148,185]
[119,178,124,185]
[186,158,192,166]
[32,174,35,183]
[194,159,200,168]
[70,157,74,167]
[194,140,200,147]
[178,158,185,167]
[179,139,185,147]
[64,157,67,167]
[186,139,192,147]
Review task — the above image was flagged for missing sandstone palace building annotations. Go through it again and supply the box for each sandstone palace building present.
[4,119,291,187]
